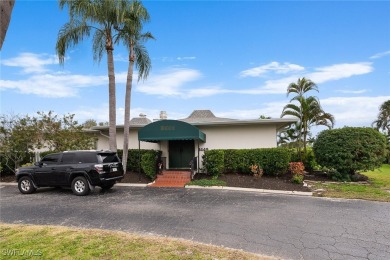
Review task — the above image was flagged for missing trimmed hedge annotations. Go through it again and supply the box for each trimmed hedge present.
[203,148,291,177]
[117,149,160,173]
[313,127,386,175]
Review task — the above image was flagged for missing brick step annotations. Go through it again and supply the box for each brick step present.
[149,171,191,188]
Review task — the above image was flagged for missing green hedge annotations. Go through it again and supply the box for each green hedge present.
[203,148,291,177]
[140,151,161,179]
[117,149,160,173]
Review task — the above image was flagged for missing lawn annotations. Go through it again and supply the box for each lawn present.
[312,164,390,202]
[0,224,276,260]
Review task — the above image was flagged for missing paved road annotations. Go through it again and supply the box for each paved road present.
[1,185,389,260]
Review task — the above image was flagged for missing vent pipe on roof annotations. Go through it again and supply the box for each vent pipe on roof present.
[160,111,167,119]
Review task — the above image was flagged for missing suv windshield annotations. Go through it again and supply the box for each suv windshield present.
[98,153,120,163]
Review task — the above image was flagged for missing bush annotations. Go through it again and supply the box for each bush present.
[117,149,158,173]
[203,150,224,177]
[140,150,161,179]
[203,148,291,176]
[291,174,304,184]
[289,148,318,172]
[313,127,386,175]
[289,162,305,175]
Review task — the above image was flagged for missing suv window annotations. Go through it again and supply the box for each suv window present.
[98,153,120,163]
[76,153,98,163]
[41,154,60,165]
[61,153,76,164]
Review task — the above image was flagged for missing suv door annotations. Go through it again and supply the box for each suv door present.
[55,153,76,186]
[34,153,61,186]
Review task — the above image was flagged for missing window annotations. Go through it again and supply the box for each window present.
[61,153,76,164]
[41,154,60,165]
[98,153,120,163]
[76,153,98,163]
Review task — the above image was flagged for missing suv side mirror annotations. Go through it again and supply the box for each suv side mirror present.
[34,162,42,167]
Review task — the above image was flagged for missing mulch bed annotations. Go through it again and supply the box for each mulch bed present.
[1,171,333,192]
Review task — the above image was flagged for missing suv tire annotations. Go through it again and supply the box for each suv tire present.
[71,176,90,196]
[18,176,36,194]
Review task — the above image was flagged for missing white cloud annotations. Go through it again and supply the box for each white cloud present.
[370,50,390,59]
[335,89,368,94]
[240,62,305,77]
[135,68,202,97]
[1,52,59,74]
[307,63,373,83]
[177,56,196,61]
[321,95,390,126]
[0,73,108,98]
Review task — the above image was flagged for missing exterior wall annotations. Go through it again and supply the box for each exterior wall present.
[197,124,277,150]
[96,129,159,150]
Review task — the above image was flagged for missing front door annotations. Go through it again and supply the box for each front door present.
[169,140,194,169]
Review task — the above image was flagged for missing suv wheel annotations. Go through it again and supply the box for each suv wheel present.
[18,176,36,194]
[71,176,90,196]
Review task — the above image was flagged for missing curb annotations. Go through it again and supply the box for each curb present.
[0,182,312,196]
[185,185,313,196]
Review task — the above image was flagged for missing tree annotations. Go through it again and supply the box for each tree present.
[372,100,390,139]
[116,0,154,172]
[372,100,390,163]
[0,112,96,174]
[56,0,131,152]
[281,78,334,156]
[82,119,97,129]
[313,127,386,177]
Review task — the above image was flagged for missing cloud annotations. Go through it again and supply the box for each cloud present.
[240,62,305,77]
[1,52,59,74]
[135,68,202,97]
[177,56,196,61]
[307,63,373,83]
[370,50,390,59]
[335,89,368,94]
[0,73,108,98]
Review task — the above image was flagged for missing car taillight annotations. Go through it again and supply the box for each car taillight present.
[94,164,104,174]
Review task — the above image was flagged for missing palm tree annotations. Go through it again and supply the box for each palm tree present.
[372,100,390,138]
[287,77,318,98]
[116,1,154,172]
[277,122,302,148]
[56,0,130,151]
[281,95,334,154]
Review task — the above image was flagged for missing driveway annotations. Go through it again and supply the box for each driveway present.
[1,185,389,260]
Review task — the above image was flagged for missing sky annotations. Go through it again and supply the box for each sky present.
[1,0,389,136]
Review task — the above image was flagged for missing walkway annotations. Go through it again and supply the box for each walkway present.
[148,170,191,187]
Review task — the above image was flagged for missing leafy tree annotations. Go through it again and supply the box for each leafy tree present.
[281,78,335,155]
[0,112,96,174]
[259,115,271,119]
[313,127,386,176]
[56,0,131,151]
[82,119,97,129]
[116,1,154,172]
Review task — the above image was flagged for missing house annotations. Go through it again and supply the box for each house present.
[91,110,296,171]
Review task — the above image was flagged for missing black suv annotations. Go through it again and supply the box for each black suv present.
[16,150,124,196]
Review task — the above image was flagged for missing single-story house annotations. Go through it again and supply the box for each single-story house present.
[90,110,296,171]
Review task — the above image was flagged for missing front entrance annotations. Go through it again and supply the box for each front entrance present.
[169,140,194,169]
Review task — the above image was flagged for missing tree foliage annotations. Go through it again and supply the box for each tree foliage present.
[0,112,96,174]
[313,127,386,175]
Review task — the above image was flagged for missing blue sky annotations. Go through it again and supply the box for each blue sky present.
[1,0,389,135]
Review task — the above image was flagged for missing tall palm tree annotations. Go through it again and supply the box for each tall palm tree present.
[56,0,130,151]
[281,95,334,154]
[116,1,154,172]
[287,77,318,98]
[372,100,390,138]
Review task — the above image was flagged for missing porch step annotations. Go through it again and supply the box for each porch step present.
[148,170,191,188]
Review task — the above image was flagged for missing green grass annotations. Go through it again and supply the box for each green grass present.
[0,224,275,260]
[187,179,227,187]
[312,164,390,202]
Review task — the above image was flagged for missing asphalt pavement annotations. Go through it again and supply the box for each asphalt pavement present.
[1,184,389,260]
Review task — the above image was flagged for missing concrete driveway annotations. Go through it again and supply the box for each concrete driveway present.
[1,185,389,260]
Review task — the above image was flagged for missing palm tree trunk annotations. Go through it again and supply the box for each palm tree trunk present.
[107,48,117,151]
[122,48,135,172]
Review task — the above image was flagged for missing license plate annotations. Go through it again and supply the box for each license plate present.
[112,168,117,172]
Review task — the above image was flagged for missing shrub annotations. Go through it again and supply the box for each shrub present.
[203,148,291,176]
[140,150,161,179]
[117,149,158,173]
[203,150,224,177]
[289,148,318,172]
[313,127,386,176]
[289,162,305,175]
[291,174,304,184]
